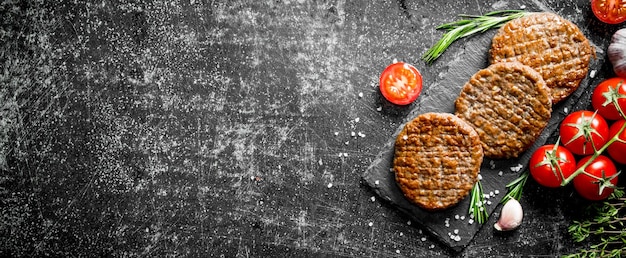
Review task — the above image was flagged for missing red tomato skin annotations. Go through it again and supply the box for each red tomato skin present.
[591,77,626,121]
[591,0,626,24]
[573,155,618,201]
[559,111,610,156]
[379,62,423,105]
[607,120,626,164]
[529,145,577,188]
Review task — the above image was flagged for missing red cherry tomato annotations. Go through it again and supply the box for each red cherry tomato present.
[573,155,619,201]
[559,111,610,156]
[591,0,626,24]
[379,62,423,105]
[607,119,626,164]
[529,144,577,188]
[591,77,626,121]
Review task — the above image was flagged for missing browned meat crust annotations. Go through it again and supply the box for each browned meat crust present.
[489,12,593,103]
[455,62,552,159]
[393,113,483,211]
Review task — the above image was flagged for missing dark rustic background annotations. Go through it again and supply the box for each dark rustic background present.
[1,0,623,257]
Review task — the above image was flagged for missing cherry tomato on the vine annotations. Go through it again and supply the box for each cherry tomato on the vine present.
[573,155,619,201]
[591,77,626,121]
[607,119,626,164]
[379,62,423,105]
[559,111,610,156]
[591,0,626,24]
[529,144,577,188]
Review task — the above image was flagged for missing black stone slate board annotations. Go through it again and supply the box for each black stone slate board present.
[362,31,603,252]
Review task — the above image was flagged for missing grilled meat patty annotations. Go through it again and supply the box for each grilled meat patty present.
[489,12,593,103]
[455,62,552,159]
[394,113,483,211]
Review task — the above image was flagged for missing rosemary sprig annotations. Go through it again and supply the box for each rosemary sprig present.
[500,170,529,204]
[422,10,530,64]
[565,189,626,258]
[469,180,489,224]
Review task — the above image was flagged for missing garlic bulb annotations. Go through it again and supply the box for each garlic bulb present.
[494,198,523,231]
[608,28,626,78]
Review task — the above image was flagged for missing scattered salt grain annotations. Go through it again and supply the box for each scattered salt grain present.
[327,183,333,188]
[396,250,400,254]
[358,92,364,98]
[407,220,412,225]
[345,141,349,145]
[478,174,483,180]
[564,107,569,113]
[358,132,366,138]
[453,229,459,234]
[374,180,380,185]
[490,191,495,197]
[455,214,460,220]
[371,196,376,202]
[454,235,461,242]
[400,232,404,236]
[355,117,360,123]
[368,222,373,227]
[494,190,500,195]
[510,164,523,172]
[351,131,356,137]
[421,237,427,241]
[489,160,495,169]
[402,135,408,140]
[376,106,382,112]
[590,70,596,78]
[498,171,503,176]
[468,219,474,225]
[520,4,526,9]
[487,200,492,205]
[460,216,465,220]
[429,244,435,249]
[334,132,339,136]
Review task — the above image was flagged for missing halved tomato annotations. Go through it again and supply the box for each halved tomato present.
[379,62,423,105]
[591,0,626,24]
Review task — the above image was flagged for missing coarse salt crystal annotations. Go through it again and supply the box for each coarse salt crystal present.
[590,70,596,78]
[564,107,569,113]
[358,92,364,98]
[368,222,373,227]
[334,132,339,136]
[376,106,382,112]
[421,237,426,241]
[407,220,412,225]
[453,229,459,234]
[498,171,503,176]
[468,219,474,225]
[351,131,356,137]
[455,214,460,220]
[374,180,380,185]
[460,216,465,220]
[355,117,360,123]
[478,174,483,180]
[396,250,400,254]
[402,135,408,140]
[327,183,333,188]
[454,235,461,242]
[494,190,500,195]
[371,196,376,202]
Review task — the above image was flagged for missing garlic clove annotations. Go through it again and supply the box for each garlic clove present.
[494,198,523,231]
